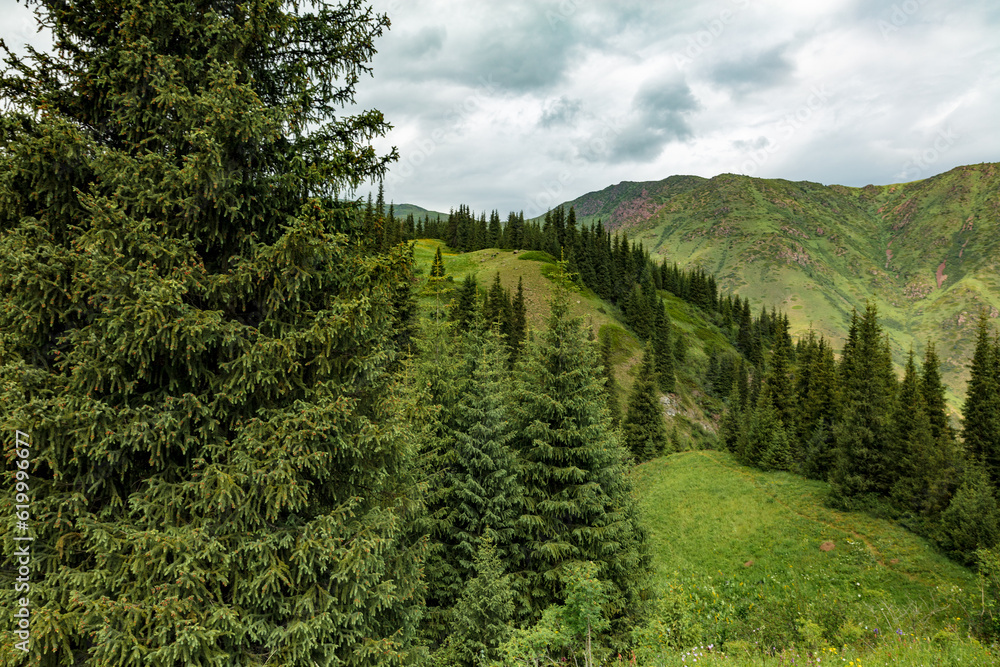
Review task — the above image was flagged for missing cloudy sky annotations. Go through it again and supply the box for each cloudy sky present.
[4,0,999,216]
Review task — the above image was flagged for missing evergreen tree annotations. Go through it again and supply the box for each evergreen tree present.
[651,305,675,393]
[511,267,651,629]
[719,381,744,454]
[447,322,522,578]
[431,245,446,278]
[0,1,424,664]
[800,338,839,480]
[764,333,797,438]
[673,332,688,364]
[745,392,785,469]
[962,312,1000,488]
[600,331,623,425]
[510,276,528,361]
[623,344,669,462]
[921,341,954,443]
[437,536,516,667]
[939,462,1000,565]
[830,304,898,507]
[451,273,479,331]
[889,350,936,514]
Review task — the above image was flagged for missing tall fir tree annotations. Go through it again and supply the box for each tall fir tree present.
[920,341,954,443]
[623,344,669,462]
[0,1,424,664]
[450,273,479,331]
[445,321,523,581]
[939,462,1000,565]
[431,245,446,278]
[962,312,1000,488]
[436,536,516,667]
[599,331,623,425]
[889,349,937,515]
[510,266,651,631]
[830,304,898,507]
[651,305,675,393]
[507,276,528,361]
[800,337,839,480]
[764,331,797,435]
[920,341,959,517]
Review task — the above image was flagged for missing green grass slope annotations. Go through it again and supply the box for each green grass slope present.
[632,450,981,652]
[410,239,735,442]
[555,163,1000,411]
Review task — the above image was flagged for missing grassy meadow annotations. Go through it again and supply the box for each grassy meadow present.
[629,450,996,665]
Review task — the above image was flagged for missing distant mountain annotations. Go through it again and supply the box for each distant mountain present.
[555,163,1000,409]
[386,203,449,221]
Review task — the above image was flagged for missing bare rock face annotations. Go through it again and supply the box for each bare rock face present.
[659,394,679,417]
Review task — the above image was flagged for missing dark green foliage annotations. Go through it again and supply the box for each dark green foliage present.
[761,419,793,472]
[799,336,839,480]
[962,312,1000,488]
[0,1,423,664]
[830,304,898,507]
[599,331,622,425]
[673,333,688,364]
[450,273,479,331]
[921,341,954,443]
[745,392,788,470]
[623,344,669,462]
[431,246,446,277]
[889,350,937,515]
[764,333,797,436]
[510,272,651,630]
[510,276,528,360]
[939,463,1000,565]
[651,305,675,393]
[436,536,516,667]
[448,323,522,572]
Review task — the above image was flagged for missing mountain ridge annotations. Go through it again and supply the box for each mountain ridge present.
[399,161,999,407]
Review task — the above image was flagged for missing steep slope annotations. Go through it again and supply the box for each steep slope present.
[556,163,1000,409]
[411,240,736,443]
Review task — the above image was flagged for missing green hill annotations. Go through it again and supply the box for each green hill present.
[410,239,732,443]
[388,203,449,222]
[554,163,1000,412]
[632,450,985,656]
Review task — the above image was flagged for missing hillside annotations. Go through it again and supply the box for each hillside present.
[552,163,1000,410]
[410,239,734,443]
[388,203,449,222]
[632,449,983,653]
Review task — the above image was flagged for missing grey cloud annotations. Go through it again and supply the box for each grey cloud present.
[733,136,771,151]
[591,78,698,163]
[709,44,795,96]
[398,26,446,59]
[540,96,583,128]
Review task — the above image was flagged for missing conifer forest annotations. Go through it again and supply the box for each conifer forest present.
[1,1,1000,666]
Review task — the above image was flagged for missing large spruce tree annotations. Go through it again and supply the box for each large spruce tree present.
[623,344,669,462]
[446,321,522,580]
[962,312,1000,488]
[0,1,424,665]
[830,304,898,507]
[510,269,651,632]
